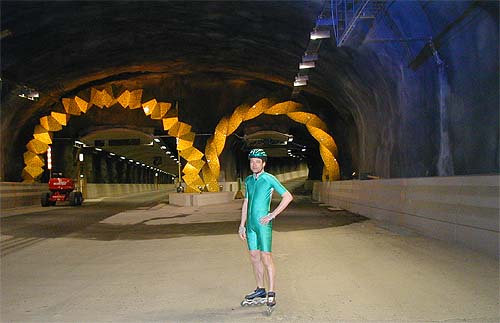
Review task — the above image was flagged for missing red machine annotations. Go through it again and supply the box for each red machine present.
[41,177,83,206]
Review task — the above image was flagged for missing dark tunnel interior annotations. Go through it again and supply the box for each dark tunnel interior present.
[1,1,498,184]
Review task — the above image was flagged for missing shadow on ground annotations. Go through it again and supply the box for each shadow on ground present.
[1,183,367,245]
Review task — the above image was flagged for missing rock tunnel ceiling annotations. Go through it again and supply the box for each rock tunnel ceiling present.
[1,1,351,182]
[2,1,499,182]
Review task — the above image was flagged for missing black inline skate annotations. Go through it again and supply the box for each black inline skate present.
[240,287,267,306]
[266,291,276,315]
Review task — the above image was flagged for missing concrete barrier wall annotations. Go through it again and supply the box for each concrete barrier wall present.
[0,182,176,209]
[0,168,306,210]
[85,184,176,199]
[169,192,234,207]
[181,168,308,195]
[275,169,309,182]
[312,175,500,257]
[0,182,47,209]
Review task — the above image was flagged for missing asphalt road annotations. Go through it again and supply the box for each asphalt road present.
[1,186,498,323]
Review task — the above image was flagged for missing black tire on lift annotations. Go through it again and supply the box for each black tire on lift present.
[69,191,77,206]
[76,192,83,206]
[41,192,51,207]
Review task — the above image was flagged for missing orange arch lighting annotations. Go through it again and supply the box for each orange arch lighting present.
[22,87,204,193]
[23,90,339,192]
[202,99,340,192]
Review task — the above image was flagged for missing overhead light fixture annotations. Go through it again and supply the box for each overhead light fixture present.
[109,152,115,156]
[154,138,161,143]
[299,61,315,69]
[302,53,319,62]
[18,86,39,101]
[161,146,166,150]
[310,29,330,40]
[120,156,126,160]
[74,140,84,148]
[295,75,309,82]
[294,80,307,87]
[95,148,102,151]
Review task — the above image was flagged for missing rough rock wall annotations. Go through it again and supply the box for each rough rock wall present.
[336,1,499,178]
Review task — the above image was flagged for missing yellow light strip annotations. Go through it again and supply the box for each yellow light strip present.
[22,87,184,187]
[203,99,340,191]
[23,89,340,189]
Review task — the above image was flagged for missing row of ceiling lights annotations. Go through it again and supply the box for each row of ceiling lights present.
[287,141,307,159]
[287,149,306,159]
[153,138,180,165]
[288,6,333,161]
[293,32,330,87]
[292,6,333,95]
[75,140,177,177]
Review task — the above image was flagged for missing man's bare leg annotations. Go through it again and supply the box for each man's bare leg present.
[249,250,265,288]
[261,252,275,292]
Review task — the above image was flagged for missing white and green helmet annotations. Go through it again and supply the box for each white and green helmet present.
[248,148,267,161]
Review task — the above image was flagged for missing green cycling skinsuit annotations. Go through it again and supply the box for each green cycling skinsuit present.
[244,171,288,252]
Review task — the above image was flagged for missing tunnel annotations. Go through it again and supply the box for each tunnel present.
[2,0,497,185]
[1,1,499,322]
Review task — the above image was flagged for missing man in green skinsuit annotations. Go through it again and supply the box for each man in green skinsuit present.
[238,149,293,309]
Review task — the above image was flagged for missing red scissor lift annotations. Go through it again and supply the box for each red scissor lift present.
[41,177,83,206]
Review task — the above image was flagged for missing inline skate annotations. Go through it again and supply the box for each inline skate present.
[240,287,267,306]
[266,291,276,315]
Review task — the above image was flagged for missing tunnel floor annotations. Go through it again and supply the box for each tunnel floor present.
[1,189,498,323]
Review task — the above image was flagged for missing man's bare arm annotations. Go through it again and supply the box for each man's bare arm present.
[239,198,248,240]
[260,191,293,225]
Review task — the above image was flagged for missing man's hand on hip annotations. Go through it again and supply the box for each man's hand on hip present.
[259,213,274,225]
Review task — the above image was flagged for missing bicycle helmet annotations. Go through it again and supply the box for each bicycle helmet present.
[248,148,267,161]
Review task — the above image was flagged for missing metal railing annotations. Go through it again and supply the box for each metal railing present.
[331,0,386,47]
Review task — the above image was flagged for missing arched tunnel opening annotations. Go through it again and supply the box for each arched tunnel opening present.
[3,68,352,187]
[3,75,350,186]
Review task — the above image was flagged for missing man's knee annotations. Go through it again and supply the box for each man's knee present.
[249,250,261,263]
[260,252,273,267]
